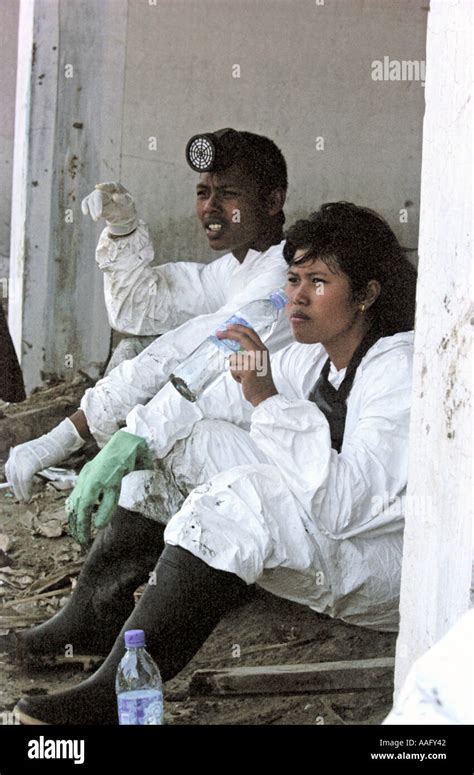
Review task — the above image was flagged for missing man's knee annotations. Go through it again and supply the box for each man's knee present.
[104,335,156,375]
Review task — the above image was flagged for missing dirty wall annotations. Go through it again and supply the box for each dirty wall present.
[7,0,426,390]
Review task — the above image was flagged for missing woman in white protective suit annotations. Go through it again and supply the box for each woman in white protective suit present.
[14,202,417,725]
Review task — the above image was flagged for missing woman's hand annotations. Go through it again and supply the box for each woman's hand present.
[216,324,278,407]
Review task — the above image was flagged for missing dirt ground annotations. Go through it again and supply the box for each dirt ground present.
[0,480,397,726]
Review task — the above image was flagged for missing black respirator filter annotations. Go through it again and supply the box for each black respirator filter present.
[185,128,246,173]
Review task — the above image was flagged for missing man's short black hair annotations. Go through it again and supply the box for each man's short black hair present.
[227,131,287,226]
[234,131,288,197]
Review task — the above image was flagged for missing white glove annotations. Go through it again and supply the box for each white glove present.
[5,418,85,502]
[81,182,138,236]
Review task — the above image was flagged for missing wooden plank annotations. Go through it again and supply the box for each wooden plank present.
[2,587,71,609]
[27,562,82,595]
[0,614,45,627]
[190,657,395,697]
[193,637,319,666]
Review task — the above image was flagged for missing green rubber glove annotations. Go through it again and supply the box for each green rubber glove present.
[65,430,154,545]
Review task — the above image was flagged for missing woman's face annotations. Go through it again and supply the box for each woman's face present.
[285,253,361,345]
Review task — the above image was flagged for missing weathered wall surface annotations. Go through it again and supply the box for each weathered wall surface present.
[9,0,128,390]
[122,0,427,262]
[0,0,19,275]
[394,0,472,695]
[10,0,427,389]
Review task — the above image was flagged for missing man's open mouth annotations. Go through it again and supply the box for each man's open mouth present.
[204,220,226,235]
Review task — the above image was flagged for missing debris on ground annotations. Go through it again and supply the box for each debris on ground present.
[0,483,396,725]
[0,383,397,725]
[0,375,95,459]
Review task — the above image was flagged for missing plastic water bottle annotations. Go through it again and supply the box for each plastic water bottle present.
[116,629,164,725]
[170,289,288,402]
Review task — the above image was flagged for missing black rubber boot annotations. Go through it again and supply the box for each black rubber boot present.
[15,544,255,724]
[5,507,165,664]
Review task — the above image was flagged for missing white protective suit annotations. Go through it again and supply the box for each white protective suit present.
[119,330,414,632]
[384,610,474,724]
[81,222,291,446]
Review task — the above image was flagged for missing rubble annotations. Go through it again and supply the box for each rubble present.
[0,376,93,459]
[0,382,397,724]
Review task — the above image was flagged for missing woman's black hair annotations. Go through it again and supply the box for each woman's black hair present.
[283,202,417,336]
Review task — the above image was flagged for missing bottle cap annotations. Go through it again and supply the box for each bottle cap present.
[269,289,288,310]
[124,629,145,648]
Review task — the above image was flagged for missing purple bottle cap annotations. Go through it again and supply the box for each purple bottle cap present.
[124,629,145,648]
[269,289,288,310]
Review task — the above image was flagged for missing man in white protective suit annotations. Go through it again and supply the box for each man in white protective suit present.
[12,202,418,725]
[5,129,291,497]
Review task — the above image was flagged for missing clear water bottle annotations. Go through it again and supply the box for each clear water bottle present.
[170,289,288,402]
[116,629,164,725]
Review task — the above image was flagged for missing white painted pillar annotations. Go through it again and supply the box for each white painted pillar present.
[9,0,128,391]
[394,0,473,695]
[0,0,20,274]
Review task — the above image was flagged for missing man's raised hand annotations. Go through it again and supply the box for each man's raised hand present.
[81,182,138,236]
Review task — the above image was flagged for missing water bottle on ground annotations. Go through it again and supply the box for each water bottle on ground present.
[116,629,164,725]
[170,289,288,402]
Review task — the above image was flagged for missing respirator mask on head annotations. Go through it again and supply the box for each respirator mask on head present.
[185,128,248,173]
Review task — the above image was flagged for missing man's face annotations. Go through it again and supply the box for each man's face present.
[285,254,360,345]
[196,164,270,257]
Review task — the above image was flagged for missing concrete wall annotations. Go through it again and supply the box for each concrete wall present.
[0,0,19,275]
[11,0,427,389]
[122,0,426,263]
[394,0,472,695]
[10,0,128,390]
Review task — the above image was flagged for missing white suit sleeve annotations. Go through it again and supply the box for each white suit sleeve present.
[81,260,291,447]
[124,381,204,459]
[250,346,412,540]
[96,220,226,335]
[124,370,253,460]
